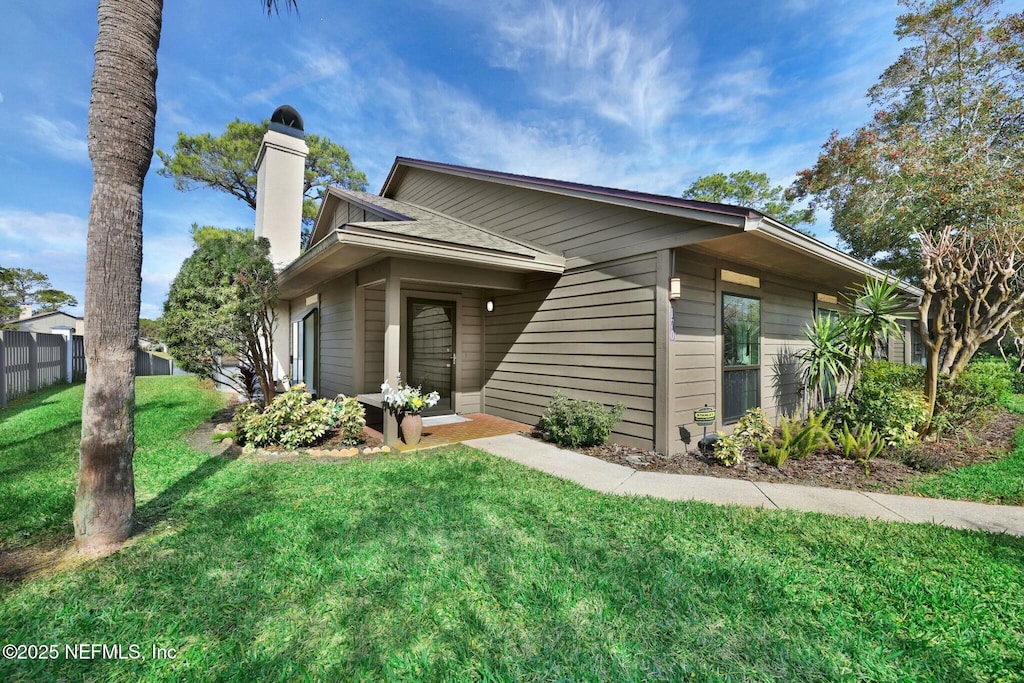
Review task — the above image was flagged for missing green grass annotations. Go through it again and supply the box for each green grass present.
[0,376,226,550]
[910,394,1024,505]
[2,380,1024,681]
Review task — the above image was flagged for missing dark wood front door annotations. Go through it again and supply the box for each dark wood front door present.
[407,299,455,414]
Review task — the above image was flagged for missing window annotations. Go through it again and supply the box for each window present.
[291,308,318,393]
[723,293,760,421]
[910,321,926,365]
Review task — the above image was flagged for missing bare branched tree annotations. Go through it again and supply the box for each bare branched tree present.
[918,226,1024,419]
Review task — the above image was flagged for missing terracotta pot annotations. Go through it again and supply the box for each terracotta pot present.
[400,413,423,445]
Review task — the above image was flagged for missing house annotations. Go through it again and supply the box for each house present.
[5,307,84,335]
[255,106,922,452]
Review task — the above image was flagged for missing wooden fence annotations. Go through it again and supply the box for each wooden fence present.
[0,330,173,409]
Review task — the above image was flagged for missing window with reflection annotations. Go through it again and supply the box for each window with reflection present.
[723,293,760,421]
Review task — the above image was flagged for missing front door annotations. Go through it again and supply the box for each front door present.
[407,299,455,415]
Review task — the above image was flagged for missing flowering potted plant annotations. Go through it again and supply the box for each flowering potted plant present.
[381,376,440,445]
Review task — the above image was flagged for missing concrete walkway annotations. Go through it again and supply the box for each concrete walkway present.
[463,434,1024,537]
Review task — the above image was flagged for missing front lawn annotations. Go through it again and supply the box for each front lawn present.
[2,378,1023,681]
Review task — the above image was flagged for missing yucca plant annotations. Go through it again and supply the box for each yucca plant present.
[844,277,906,370]
[796,314,855,410]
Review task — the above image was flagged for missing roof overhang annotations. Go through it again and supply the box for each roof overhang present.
[278,227,565,299]
[688,215,923,299]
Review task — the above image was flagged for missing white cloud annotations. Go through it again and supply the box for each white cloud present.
[0,209,87,315]
[243,49,349,105]
[25,115,89,163]
[0,209,87,254]
[486,0,688,134]
[701,51,775,117]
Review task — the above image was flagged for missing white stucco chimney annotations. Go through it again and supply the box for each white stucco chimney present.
[255,105,309,270]
[19,304,33,320]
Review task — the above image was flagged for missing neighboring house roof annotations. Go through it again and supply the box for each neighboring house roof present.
[5,310,83,324]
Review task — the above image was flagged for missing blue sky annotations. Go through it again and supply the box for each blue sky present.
[0,0,994,319]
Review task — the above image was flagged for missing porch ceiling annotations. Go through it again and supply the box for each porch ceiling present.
[278,228,564,298]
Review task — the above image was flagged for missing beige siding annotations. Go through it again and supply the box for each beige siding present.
[760,280,814,423]
[670,250,833,454]
[363,286,385,393]
[458,289,483,413]
[393,167,711,261]
[318,274,356,397]
[671,257,716,453]
[891,321,908,364]
[484,255,657,448]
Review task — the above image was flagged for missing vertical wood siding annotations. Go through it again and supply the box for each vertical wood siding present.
[484,255,657,448]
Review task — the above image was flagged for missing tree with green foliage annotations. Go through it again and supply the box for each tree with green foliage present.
[156,119,367,248]
[681,170,814,230]
[138,317,163,344]
[162,228,279,403]
[792,0,1024,426]
[0,266,78,322]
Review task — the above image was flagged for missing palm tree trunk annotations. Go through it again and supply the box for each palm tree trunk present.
[75,0,163,556]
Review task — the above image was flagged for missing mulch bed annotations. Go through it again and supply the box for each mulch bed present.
[530,408,1024,494]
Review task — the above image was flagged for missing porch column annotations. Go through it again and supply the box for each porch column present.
[383,267,401,446]
[654,249,672,454]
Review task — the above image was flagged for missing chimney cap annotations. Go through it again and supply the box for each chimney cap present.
[269,105,304,138]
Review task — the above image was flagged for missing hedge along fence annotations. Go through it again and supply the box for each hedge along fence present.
[0,330,173,409]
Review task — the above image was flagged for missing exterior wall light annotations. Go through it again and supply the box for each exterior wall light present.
[485,299,495,312]
[669,277,682,300]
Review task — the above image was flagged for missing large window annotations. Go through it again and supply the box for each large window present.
[723,293,760,422]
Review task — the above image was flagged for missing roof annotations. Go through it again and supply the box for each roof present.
[383,157,760,222]
[4,310,82,324]
[379,157,923,298]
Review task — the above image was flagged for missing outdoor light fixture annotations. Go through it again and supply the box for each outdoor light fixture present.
[485,299,495,312]
[669,277,682,300]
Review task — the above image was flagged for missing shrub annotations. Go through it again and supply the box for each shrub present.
[828,360,927,447]
[235,383,366,449]
[331,395,367,444]
[757,440,789,467]
[713,432,745,467]
[540,391,625,448]
[836,422,884,474]
[931,357,1014,435]
[758,412,834,466]
[734,407,774,445]
[712,408,774,467]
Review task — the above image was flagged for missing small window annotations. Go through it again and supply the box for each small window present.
[910,322,926,365]
[723,293,760,422]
